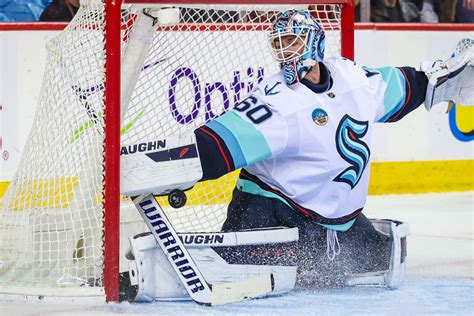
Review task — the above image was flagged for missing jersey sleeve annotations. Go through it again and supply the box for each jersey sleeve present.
[363,66,428,123]
[195,91,289,181]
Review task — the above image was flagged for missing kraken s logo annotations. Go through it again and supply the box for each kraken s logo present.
[333,114,371,189]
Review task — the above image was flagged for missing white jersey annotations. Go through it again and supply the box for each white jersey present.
[205,57,415,230]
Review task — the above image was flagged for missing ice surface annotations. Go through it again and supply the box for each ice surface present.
[1,192,473,316]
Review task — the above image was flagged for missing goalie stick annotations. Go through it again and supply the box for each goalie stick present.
[131,193,274,305]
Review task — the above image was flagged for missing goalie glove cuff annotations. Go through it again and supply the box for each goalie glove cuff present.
[422,38,474,111]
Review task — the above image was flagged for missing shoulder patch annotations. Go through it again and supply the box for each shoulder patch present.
[312,108,328,126]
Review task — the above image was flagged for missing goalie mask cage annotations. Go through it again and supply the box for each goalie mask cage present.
[0,0,353,302]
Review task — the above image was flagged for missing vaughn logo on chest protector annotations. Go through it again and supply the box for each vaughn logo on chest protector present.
[120,139,167,155]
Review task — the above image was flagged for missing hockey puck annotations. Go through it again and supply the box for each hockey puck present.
[168,189,187,208]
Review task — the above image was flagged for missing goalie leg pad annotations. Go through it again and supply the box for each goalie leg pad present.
[346,219,409,288]
[125,227,299,302]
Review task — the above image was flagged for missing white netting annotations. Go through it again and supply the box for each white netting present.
[0,2,344,296]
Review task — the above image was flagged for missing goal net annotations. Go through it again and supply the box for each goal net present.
[0,0,353,301]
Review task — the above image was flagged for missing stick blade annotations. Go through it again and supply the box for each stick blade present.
[211,274,274,306]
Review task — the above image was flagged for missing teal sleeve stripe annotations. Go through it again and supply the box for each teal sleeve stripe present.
[214,111,272,166]
[237,178,292,207]
[376,67,407,123]
[206,119,247,169]
[320,220,356,232]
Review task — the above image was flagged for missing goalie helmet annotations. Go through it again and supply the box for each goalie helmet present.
[268,9,325,85]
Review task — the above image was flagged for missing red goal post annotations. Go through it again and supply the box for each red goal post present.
[0,0,354,303]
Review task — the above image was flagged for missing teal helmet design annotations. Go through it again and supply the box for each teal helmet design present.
[268,9,325,85]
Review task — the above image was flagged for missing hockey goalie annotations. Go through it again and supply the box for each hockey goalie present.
[119,9,473,305]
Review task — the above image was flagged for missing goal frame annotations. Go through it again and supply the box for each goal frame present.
[106,0,354,302]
